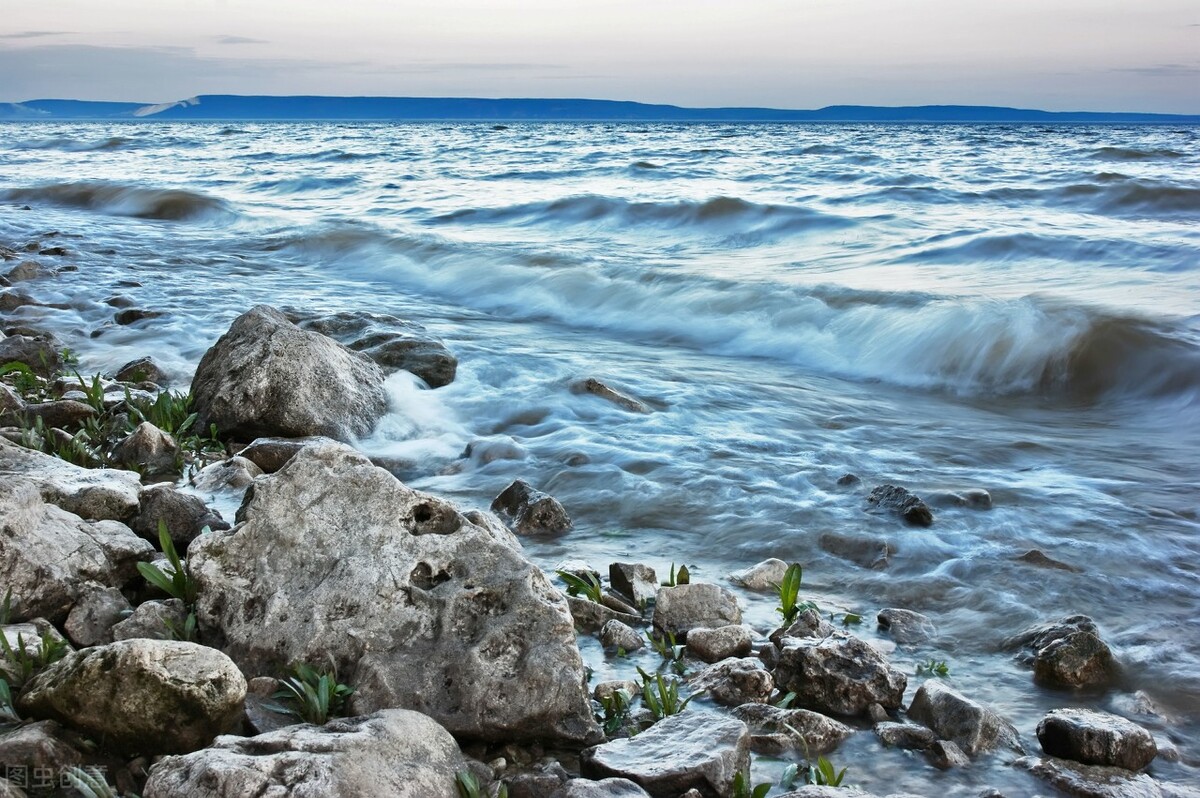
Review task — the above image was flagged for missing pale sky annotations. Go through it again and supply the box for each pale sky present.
[2,0,1198,113]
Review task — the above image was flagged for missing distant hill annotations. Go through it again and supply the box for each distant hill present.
[2,95,1197,123]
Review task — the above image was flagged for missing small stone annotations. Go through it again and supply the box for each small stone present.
[130,484,228,548]
[63,583,132,647]
[653,583,742,640]
[1008,616,1118,689]
[569,378,650,413]
[552,779,653,798]
[689,657,774,706]
[568,597,642,633]
[728,558,788,591]
[927,740,971,769]
[112,422,179,475]
[191,455,263,494]
[866,703,891,725]
[877,608,936,644]
[115,357,168,385]
[774,634,907,716]
[875,722,936,750]
[1017,549,1082,572]
[730,703,854,756]
[1037,708,1156,771]
[237,436,337,473]
[594,681,640,702]
[599,620,644,653]
[491,480,572,535]
[112,599,187,641]
[686,625,753,663]
[21,400,97,429]
[867,484,934,526]
[114,308,164,325]
[906,680,1022,755]
[836,473,861,487]
[609,562,657,605]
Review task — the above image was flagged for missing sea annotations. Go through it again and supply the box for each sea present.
[1,121,1198,794]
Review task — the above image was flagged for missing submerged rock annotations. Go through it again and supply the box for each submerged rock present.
[876,608,936,644]
[191,305,389,442]
[491,479,572,535]
[731,704,854,756]
[652,584,742,640]
[569,378,650,413]
[17,639,246,756]
[1037,708,1156,770]
[774,634,906,716]
[143,709,464,798]
[866,484,934,526]
[580,711,749,797]
[906,680,1022,756]
[1014,755,1166,798]
[189,442,597,744]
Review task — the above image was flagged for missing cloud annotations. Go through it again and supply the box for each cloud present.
[0,31,71,39]
[1115,62,1200,77]
[214,35,269,45]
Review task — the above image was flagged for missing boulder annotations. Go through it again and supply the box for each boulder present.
[0,481,151,623]
[20,400,97,430]
[569,378,650,413]
[130,484,228,548]
[491,480,572,535]
[730,703,853,756]
[727,558,788,591]
[686,625,752,663]
[1037,708,1156,770]
[906,680,1022,755]
[818,532,895,570]
[0,438,140,521]
[17,639,246,756]
[609,562,658,606]
[688,658,773,707]
[876,608,936,644]
[112,599,187,641]
[600,620,644,652]
[551,779,652,798]
[287,309,458,388]
[143,709,464,798]
[652,584,741,641]
[0,335,59,375]
[774,634,906,716]
[63,583,132,647]
[191,305,388,442]
[191,456,262,494]
[188,442,597,744]
[112,422,179,475]
[236,436,337,473]
[1008,616,1117,689]
[115,356,168,385]
[866,484,933,526]
[1014,755,1166,798]
[580,711,749,797]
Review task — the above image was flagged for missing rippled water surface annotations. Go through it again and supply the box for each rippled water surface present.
[2,122,1198,794]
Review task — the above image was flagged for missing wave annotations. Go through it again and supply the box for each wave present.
[894,231,1197,271]
[284,224,1200,405]
[1,181,231,221]
[13,136,133,152]
[1090,146,1185,161]
[428,194,855,236]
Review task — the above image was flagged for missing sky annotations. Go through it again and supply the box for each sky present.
[2,0,1198,113]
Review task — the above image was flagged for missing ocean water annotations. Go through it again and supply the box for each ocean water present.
[2,121,1199,793]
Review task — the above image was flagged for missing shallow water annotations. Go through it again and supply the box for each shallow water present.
[2,121,1198,794]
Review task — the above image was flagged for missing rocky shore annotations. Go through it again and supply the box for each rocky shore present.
[0,234,1196,798]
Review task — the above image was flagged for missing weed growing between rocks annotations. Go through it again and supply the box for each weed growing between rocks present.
[731,769,771,798]
[645,628,687,675]
[916,658,951,678]
[556,569,604,603]
[63,766,130,798]
[456,769,507,798]
[271,663,354,725]
[774,562,817,625]
[636,667,697,721]
[0,678,17,722]
[1,628,69,689]
[660,562,690,586]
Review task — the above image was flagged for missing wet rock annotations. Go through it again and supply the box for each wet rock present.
[569,378,650,413]
[728,558,788,591]
[1014,755,1165,798]
[875,721,936,750]
[906,680,1022,755]
[818,532,895,570]
[551,779,652,798]
[867,484,934,526]
[63,583,132,647]
[580,711,749,797]
[771,607,835,644]
[926,489,993,510]
[113,356,168,385]
[653,584,742,641]
[0,437,141,521]
[236,435,336,473]
[0,334,59,375]
[112,421,179,475]
[689,657,773,707]
[191,305,389,442]
[191,455,263,495]
[0,480,151,623]
[836,473,861,487]
[0,290,40,313]
[866,702,890,724]
[114,308,164,325]
[288,309,458,388]
[20,399,98,430]
[188,442,598,744]
[609,562,658,606]
[927,739,971,769]
[37,246,69,257]
[774,634,907,716]
[600,620,644,652]
[594,680,640,702]
[491,480,572,535]
[1037,708,1156,770]
[686,625,752,663]
[5,261,53,282]
[778,790,881,798]
[731,703,854,756]
[1017,549,1083,572]
[876,608,936,644]
[143,709,464,798]
[17,639,246,756]
[130,484,228,548]
[568,597,641,633]
[1008,616,1118,689]
[112,599,187,641]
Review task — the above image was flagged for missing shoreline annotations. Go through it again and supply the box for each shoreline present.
[1,225,1197,797]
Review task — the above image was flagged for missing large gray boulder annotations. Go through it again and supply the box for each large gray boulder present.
[774,634,906,716]
[0,438,140,521]
[580,712,750,797]
[906,680,1022,756]
[652,584,742,641]
[189,442,597,744]
[1037,708,1156,770]
[143,709,464,798]
[17,639,246,756]
[0,481,151,623]
[730,704,854,756]
[191,305,388,442]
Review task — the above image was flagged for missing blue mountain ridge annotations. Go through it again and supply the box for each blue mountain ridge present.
[2,95,1197,123]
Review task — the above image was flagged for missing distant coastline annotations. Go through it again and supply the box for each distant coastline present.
[2,95,1198,123]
